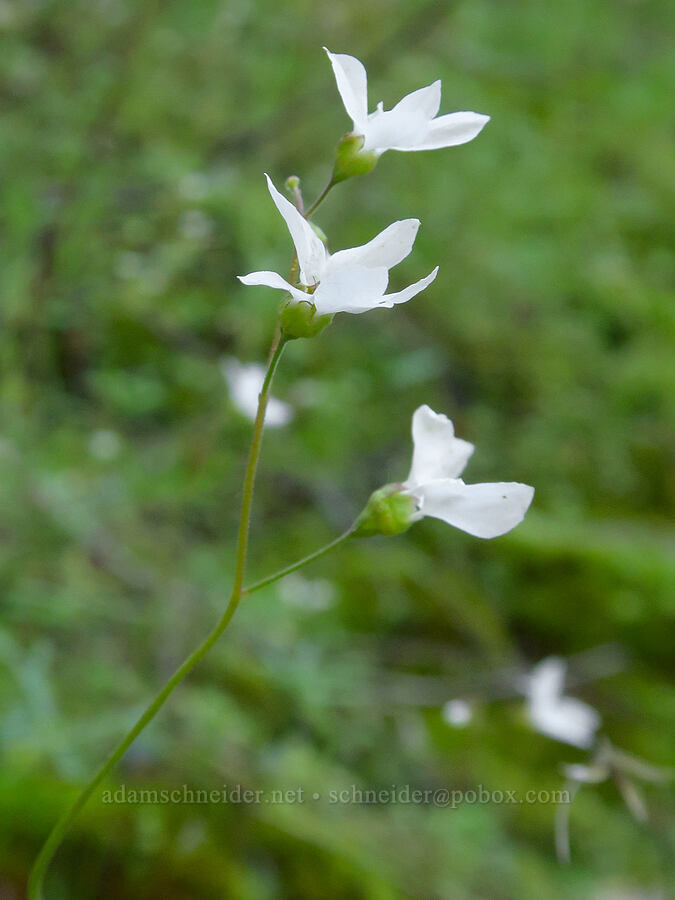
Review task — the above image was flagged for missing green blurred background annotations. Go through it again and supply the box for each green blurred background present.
[1,0,674,896]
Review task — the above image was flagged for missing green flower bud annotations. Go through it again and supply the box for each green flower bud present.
[279,297,333,341]
[353,484,417,537]
[331,133,378,185]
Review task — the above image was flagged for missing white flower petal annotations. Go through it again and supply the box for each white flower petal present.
[407,405,474,486]
[417,479,534,538]
[529,697,601,749]
[409,112,490,152]
[525,657,601,749]
[328,219,420,271]
[312,263,389,315]
[238,270,307,302]
[362,81,442,153]
[442,699,473,728]
[264,174,326,285]
[391,80,442,123]
[562,763,609,784]
[324,48,368,132]
[378,266,439,308]
[528,657,567,704]
[362,107,421,153]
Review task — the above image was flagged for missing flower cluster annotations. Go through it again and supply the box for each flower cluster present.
[239,48,533,541]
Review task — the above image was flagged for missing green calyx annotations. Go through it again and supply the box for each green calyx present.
[353,484,417,538]
[331,133,378,185]
[280,298,333,340]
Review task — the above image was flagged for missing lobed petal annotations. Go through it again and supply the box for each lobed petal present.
[407,404,474,486]
[238,270,307,302]
[408,111,490,152]
[328,219,420,271]
[378,265,439,308]
[264,174,326,285]
[391,80,442,122]
[324,48,369,132]
[363,81,443,153]
[529,697,601,749]
[418,478,534,538]
[527,657,567,705]
[312,263,389,315]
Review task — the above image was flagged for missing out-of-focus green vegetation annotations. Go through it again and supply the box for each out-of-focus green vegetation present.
[1,0,674,896]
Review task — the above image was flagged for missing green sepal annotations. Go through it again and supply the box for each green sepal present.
[280,298,333,341]
[331,133,378,185]
[353,484,417,537]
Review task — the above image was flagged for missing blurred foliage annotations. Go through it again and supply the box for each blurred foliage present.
[1,0,674,897]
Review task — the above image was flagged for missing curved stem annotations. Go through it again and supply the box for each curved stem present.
[305,178,333,218]
[28,336,287,899]
[242,525,355,597]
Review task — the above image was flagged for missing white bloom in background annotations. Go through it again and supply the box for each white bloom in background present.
[404,405,534,539]
[442,699,473,728]
[526,657,601,749]
[324,49,489,155]
[179,209,213,240]
[221,357,293,428]
[279,574,336,612]
[88,429,121,462]
[238,175,438,316]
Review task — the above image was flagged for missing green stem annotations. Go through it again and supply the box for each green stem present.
[242,525,355,597]
[305,178,333,218]
[28,336,287,899]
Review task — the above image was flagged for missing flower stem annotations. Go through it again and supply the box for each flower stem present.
[242,525,355,597]
[305,178,333,218]
[28,335,287,899]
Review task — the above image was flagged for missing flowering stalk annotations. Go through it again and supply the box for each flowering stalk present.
[29,336,287,899]
[242,525,356,596]
[30,46,532,896]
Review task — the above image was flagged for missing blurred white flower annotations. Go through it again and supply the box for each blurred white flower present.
[279,574,336,612]
[526,657,601,749]
[238,174,438,316]
[324,49,489,156]
[221,357,293,428]
[178,209,213,240]
[404,405,534,539]
[88,429,121,461]
[442,699,473,728]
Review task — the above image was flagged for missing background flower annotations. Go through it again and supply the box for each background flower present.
[524,657,601,749]
[221,357,293,427]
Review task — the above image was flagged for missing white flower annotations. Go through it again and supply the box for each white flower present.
[442,699,473,728]
[88,429,121,461]
[525,657,601,749]
[403,405,534,539]
[238,175,438,316]
[221,357,293,428]
[324,49,490,155]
